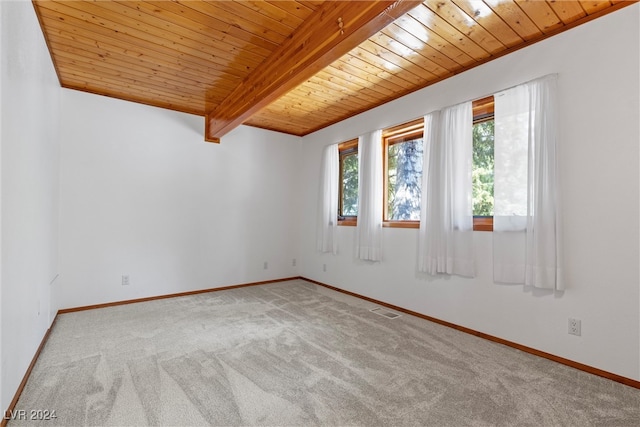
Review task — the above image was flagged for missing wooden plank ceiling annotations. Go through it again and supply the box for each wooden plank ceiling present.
[33,0,632,141]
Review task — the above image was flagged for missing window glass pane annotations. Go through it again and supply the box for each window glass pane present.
[472,120,495,216]
[341,153,358,216]
[387,138,423,220]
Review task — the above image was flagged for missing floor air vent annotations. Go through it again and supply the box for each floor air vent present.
[370,307,401,319]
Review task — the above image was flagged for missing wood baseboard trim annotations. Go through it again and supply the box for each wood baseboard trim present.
[301,276,640,390]
[2,316,59,427]
[6,274,636,425]
[58,276,302,314]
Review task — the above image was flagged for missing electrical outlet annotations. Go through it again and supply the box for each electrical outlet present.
[122,275,130,286]
[322,263,327,272]
[263,261,268,270]
[568,318,581,336]
[292,258,296,267]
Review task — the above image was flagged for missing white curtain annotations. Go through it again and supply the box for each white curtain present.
[493,74,563,290]
[316,143,339,254]
[418,103,475,276]
[356,130,383,261]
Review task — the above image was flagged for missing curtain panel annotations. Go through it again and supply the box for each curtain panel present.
[316,143,339,254]
[356,130,383,261]
[493,74,563,290]
[418,103,475,277]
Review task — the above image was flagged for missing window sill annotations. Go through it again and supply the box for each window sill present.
[473,217,493,232]
[339,219,492,230]
[383,221,419,229]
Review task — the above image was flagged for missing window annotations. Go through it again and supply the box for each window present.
[472,96,495,231]
[338,139,358,225]
[383,119,424,228]
[337,99,494,231]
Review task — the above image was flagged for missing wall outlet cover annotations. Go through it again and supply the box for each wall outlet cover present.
[568,318,581,336]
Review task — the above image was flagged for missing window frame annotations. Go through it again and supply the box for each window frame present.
[338,97,495,231]
[472,96,495,232]
[382,118,424,229]
[338,138,359,226]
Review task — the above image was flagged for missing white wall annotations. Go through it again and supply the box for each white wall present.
[58,91,301,309]
[299,5,640,381]
[0,0,61,412]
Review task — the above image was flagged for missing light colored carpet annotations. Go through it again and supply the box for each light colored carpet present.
[10,279,640,426]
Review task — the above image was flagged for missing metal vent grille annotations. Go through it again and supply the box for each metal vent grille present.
[370,307,401,319]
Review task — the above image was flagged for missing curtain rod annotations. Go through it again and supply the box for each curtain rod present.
[328,73,558,146]
[385,73,559,132]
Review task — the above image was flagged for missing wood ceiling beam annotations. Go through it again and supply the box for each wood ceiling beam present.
[204,0,423,143]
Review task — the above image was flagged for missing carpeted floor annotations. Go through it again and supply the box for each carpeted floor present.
[10,279,640,426]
